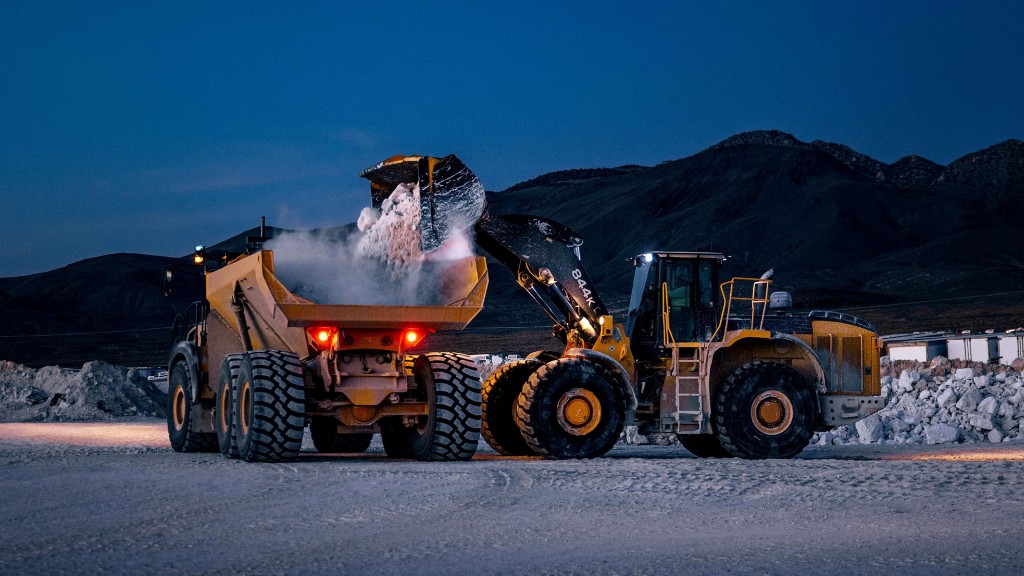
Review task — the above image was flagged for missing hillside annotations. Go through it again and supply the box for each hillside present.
[2,131,1022,365]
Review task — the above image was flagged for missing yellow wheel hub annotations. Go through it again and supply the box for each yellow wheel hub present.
[239,379,251,436]
[556,388,601,436]
[750,390,794,436]
[218,383,230,432]
[172,386,186,431]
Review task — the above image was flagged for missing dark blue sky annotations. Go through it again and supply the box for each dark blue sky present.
[2,1,1022,277]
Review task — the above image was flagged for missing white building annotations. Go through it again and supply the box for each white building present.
[946,335,1000,363]
[883,333,948,362]
[999,331,1024,363]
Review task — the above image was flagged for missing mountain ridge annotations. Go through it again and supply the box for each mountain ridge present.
[3,130,1022,366]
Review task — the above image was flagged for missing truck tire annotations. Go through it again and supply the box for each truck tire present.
[515,358,625,459]
[233,350,306,462]
[481,359,541,456]
[167,360,217,453]
[714,361,815,459]
[677,434,734,458]
[380,353,481,461]
[214,354,243,458]
[310,417,373,453]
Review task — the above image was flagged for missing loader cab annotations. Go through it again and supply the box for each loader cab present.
[625,252,727,353]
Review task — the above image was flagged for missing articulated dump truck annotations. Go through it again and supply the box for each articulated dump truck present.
[166,155,489,462]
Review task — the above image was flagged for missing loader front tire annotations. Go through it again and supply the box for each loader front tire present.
[233,350,306,462]
[515,358,625,459]
[214,354,243,458]
[714,361,815,459]
[380,353,481,461]
[310,417,373,453]
[678,434,734,458]
[481,359,541,456]
[167,360,217,453]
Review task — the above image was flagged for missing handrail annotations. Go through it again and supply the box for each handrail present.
[708,277,773,343]
[660,282,677,349]
[663,277,772,348]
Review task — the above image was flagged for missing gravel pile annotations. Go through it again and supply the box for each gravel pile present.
[0,360,166,422]
[816,355,1024,446]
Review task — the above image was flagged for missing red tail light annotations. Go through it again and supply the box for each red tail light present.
[403,329,424,348]
[307,326,338,348]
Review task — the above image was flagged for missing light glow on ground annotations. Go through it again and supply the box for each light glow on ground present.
[0,422,169,447]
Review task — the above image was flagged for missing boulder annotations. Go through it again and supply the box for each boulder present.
[856,414,884,443]
[930,356,951,374]
[956,385,983,411]
[988,429,1005,443]
[954,367,976,381]
[925,424,959,444]
[1011,358,1024,373]
[936,388,958,409]
[968,412,995,430]
[977,396,998,415]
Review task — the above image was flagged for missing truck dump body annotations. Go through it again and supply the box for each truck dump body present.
[204,250,488,374]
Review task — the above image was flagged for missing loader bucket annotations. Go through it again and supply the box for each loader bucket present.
[360,154,486,253]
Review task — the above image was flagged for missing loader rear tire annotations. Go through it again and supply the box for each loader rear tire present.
[233,350,306,462]
[515,358,625,459]
[310,417,373,453]
[167,360,217,453]
[714,361,815,459]
[380,353,481,461]
[481,359,541,456]
[678,434,734,458]
[215,354,243,458]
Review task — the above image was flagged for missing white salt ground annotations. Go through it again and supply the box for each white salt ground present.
[1,421,1022,575]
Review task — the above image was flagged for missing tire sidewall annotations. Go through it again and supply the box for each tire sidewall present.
[215,358,235,456]
[408,355,439,459]
[233,356,257,459]
[481,359,540,455]
[717,362,816,459]
[167,361,192,452]
[523,359,625,459]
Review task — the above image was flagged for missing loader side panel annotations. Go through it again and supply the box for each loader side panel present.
[808,320,880,396]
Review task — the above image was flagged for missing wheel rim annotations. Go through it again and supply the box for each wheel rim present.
[239,378,251,436]
[172,386,186,431]
[556,388,601,436]
[218,381,230,433]
[750,390,794,435]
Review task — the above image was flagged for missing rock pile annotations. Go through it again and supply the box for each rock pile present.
[0,360,166,422]
[814,356,1024,446]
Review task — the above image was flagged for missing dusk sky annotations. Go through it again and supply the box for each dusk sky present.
[2,1,1022,277]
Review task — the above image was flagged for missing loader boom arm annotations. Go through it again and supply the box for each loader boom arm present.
[475,214,608,343]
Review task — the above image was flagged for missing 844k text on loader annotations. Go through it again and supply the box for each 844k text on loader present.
[165,154,884,462]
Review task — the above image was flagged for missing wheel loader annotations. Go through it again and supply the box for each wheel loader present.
[165,155,489,462]
[474,214,885,459]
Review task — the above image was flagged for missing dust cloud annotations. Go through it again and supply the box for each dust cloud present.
[265,182,475,306]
